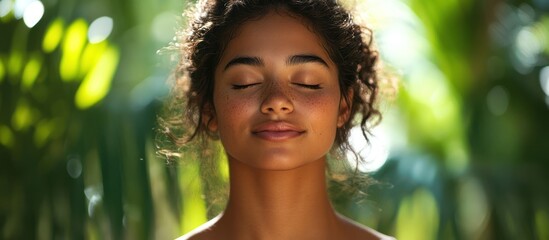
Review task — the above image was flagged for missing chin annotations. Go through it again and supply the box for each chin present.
[235,153,321,171]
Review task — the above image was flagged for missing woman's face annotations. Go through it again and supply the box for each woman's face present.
[209,11,350,170]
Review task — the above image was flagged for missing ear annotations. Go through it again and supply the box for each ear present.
[202,103,218,132]
[337,89,353,128]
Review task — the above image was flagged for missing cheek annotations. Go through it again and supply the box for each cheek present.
[214,92,255,127]
[299,92,341,136]
[304,92,341,119]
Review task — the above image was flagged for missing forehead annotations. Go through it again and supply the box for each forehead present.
[218,11,332,64]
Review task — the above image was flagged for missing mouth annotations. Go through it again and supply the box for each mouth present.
[251,121,305,141]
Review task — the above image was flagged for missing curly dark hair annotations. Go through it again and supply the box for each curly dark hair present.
[158,0,382,207]
[175,0,380,152]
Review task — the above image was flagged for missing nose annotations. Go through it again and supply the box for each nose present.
[260,83,294,115]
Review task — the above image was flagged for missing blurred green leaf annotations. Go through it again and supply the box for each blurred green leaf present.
[60,19,87,81]
[21,53,42,90]
[0,125,14,148]
[42,18,64,53]
[75,45,119,109]
[395,188,439,240]
[11,99,37,131]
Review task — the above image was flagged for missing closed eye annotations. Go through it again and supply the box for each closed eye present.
[293,83,322,89]
[231,83,261,89]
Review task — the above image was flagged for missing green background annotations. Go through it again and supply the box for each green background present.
[1,0,549,239]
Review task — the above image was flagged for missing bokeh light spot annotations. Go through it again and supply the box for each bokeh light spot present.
[60,19,88,81]
[540,66,549,96]
[0,0,13,18]
[88,16,113,43]
[87,194,101,217]
[84,186,103,217]
[34,120,53,147]
[80,41,107,76]
[43,18,64,53]
[457,177,490,239]
[347,125,389,172]
[66,157,82,179]
[514,27,542,73]
[8,51,23,78]
[486,85,509,116]
[151,12,177,43]
[517,4,535,23]
[13,0,34,19]
[0,125,14,148]
[11,99,36,131]
[75,46,119,109]
[22,0,43,28]
[21,54,41,90]
[395,188,439,240]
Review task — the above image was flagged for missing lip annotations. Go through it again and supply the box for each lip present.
[251,121,305,141]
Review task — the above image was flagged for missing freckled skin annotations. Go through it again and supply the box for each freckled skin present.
[208,11,348,170]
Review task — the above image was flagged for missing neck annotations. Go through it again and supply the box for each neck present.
[217,157,339,240]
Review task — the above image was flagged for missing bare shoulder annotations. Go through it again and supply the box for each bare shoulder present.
[337,213,396,240]
[175,216,221,240]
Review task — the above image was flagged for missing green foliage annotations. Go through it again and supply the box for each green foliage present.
[0,0,179,238]
[1,0,549,239]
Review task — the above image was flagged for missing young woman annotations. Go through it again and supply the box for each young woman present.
[165,0,394,239]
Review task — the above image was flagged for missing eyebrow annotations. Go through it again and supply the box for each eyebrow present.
[287,54,329,68]
[224,56,263,70]
[223,54,329,71]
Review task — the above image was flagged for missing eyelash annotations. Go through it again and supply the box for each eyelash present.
[294,83,322,89]
[231,83,260,89]
[231,83,322,90]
